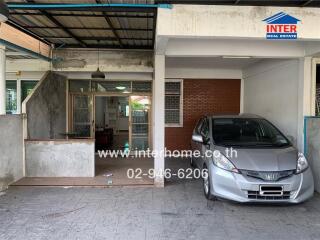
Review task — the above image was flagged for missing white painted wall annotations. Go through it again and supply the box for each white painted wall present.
[166,67,241,79]
[6,59,50,73]
[165,56,244,79]
[158,5,320,40]
[243,59,301,148]
[165,39,306,58]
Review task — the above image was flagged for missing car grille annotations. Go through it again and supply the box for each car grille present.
[240,170,295,181]
[248,186,291,200]
[247,191,291,200]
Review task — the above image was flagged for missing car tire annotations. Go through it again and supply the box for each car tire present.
[203,165,217,201]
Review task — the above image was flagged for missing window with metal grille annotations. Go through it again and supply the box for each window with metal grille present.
[165,80,183,127]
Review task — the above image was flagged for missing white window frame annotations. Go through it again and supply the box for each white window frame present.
[165,79,183,127]
[5,78,40,114]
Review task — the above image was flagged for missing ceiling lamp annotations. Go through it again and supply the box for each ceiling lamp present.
[116,86,126,90]
[0,0,9,22]
[91,48,105,79]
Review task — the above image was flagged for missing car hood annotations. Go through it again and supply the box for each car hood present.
[214,146,297,171]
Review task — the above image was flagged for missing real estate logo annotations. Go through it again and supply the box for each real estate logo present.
[263,12,300,40]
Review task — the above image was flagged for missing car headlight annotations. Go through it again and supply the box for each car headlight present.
[296,152,308,174]
[212,151,239,173]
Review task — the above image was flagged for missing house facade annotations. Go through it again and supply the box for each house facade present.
[1,3,320,191]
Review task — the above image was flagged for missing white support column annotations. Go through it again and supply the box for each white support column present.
[16,78,21,114]
[297,57,313,152]
[0,45,5,115]
[153,54,165,187]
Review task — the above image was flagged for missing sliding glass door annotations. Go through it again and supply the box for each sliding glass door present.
[71,94,93,138]
[129,96,151,151]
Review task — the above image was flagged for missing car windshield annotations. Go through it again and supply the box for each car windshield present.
[212,118,291,148]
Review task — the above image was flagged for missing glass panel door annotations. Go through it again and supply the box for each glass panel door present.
[129,96,151,151]
[72,94,93,137]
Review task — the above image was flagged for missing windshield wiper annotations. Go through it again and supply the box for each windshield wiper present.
[217,143,289,148]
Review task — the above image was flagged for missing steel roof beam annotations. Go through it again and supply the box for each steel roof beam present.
[25,0,87,47]
[7,3,165,12]
[10,12,154,18]
[43,36,152,41]
[96,0,123,48]
[6,19,51,45]
[63,44,153,50]
[302,0,313,6]
[24,26,152,31]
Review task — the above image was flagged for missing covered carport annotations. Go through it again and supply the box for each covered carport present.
[155,4,320,190]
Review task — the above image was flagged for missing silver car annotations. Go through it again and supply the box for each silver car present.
[191,114,314,203]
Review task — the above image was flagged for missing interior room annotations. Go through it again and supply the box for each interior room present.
[93,93,153,185]
[95,96,129,152]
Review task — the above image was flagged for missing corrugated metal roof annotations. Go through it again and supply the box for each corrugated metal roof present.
[7,0,315,49]
[6,0,156,49]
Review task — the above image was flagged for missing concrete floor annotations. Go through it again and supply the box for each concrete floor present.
[1,158,320,240]
[12,156,154,186]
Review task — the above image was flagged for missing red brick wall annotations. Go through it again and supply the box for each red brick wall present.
[165,79,241,150]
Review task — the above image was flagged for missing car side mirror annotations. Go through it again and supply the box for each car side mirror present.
[192,134,203,143]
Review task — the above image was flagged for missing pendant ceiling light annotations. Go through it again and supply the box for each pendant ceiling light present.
[91,48,105,79]
[0,0,9,22]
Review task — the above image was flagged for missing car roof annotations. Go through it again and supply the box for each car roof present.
[206,113,263,119]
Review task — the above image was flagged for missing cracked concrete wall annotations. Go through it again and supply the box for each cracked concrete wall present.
[0,115,23,191]
[25,140,95,177]
[26,72,67,139]
[306,118,320,192]
[52,49,153,72]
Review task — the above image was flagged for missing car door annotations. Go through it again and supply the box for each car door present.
[191,117,204,168]
[198,118,210,169]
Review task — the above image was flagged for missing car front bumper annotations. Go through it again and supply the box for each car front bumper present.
[208,162,314,203]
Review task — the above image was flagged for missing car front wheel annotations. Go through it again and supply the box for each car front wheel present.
[203,165,217,201]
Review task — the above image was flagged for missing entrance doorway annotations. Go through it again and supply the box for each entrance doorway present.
[94,96,130,151]
[68,80,153,185]
[93,95,151,152]
[93,95,152,185]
